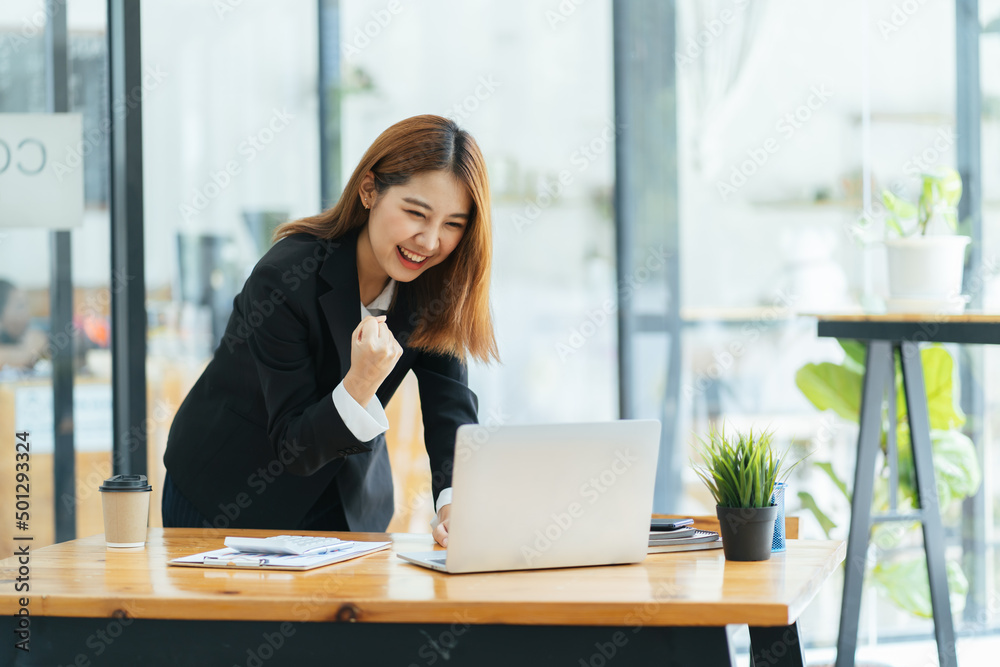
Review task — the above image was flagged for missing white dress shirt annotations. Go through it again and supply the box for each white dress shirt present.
[330,278,453,528]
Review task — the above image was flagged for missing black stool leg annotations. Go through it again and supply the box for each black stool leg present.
[900,341,958,667]
[836,340,892,667]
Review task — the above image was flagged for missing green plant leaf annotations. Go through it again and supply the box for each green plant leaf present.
[931,430,981,504]
[814,461,850,501]
[882,189,917,237]
[873,558,932,617]
[691,424,799,509]
[692,465,721,506]
[837,339,867,375]
[872,556,969,618]
[918,177,935,232]
[934,167,963,207]
[897,429,982,509]
[795,362,862,421]
[917,347,966,431]
[796,491,836,538]
[882,190,917,219]
[917,168,962,234]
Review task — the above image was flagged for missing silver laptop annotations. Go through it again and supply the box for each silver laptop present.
[397,419,661,574]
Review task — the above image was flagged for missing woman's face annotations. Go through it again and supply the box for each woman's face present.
[0,288,29,340]
[362,170,472,282]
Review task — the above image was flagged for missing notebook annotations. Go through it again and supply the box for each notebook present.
[169,540,390,571]
[648,529,722,554]
[649,526,697,541]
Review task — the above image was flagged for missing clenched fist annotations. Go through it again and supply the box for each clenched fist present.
[342,315,403,406]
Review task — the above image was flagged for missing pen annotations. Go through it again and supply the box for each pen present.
[304,541,355,555]
[230,556,269,567]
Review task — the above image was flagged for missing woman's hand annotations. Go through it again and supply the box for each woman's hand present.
[432,504,451,548]
[343,315,403,406]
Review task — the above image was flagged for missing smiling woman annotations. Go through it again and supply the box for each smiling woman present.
[275,114,497,362]
[162,115,499,547]
[357,170,471,303]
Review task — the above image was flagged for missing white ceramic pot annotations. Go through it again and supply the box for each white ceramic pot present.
[885,235,970,301]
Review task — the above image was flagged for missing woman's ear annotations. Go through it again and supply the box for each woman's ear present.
[358,171,376,208]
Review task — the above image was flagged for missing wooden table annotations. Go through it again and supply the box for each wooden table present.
[815,313,999,667]
[0,529,843,666]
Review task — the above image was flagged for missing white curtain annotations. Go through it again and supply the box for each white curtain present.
[678,0,769,172]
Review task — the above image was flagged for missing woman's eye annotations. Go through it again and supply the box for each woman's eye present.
[406,209,425,218]
[447,222,465,229]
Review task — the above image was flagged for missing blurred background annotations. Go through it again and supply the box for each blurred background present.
[1,0,999,661]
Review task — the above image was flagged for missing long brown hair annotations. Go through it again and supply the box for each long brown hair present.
[274,115,499,365]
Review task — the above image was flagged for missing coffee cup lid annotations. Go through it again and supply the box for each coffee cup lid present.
[99,474,152,492]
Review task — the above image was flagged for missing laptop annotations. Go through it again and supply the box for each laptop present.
[397,419,661,574]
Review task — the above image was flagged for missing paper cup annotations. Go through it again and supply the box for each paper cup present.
[99,475,152,548]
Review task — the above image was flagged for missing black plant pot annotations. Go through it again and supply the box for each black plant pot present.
[716,505,779,562]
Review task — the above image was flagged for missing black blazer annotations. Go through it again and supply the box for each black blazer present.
[163,228,479,530]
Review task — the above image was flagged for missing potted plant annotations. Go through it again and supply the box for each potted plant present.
[880,167,969,312]
[691,425,800,562]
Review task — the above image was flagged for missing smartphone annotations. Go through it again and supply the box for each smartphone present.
[650,518,694,531]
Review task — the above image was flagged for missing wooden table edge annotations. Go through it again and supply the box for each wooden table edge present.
[0,537,846,629]
[786,538,846,625]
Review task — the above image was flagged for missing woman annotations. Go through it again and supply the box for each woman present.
[162,115,499,548]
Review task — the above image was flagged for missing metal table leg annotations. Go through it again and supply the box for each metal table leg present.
[900,341,958,667]
[750,621,807,667]
[836,340,893,667]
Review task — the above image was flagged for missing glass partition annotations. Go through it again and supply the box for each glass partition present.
[140,0,321,525]
[0,0,112,557]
